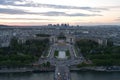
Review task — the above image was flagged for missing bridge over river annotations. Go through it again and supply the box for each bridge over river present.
[55,65,71,80]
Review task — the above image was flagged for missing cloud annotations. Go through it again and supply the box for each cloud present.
[103,6,120,9]
[0,8,27,14]
[0,8,41,15]
[0,0,108,12]
[16,3,108,12]
[115,17,120,21]
[0,7,102,17]
[41,11,66,16]
[40,11,102,17]
[0,18,53,21]
[0,0,104,16]
[68,13,102,16]
[0,0,19,5]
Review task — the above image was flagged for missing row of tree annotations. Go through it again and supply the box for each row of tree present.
[0,37,50,67]
[75,39,120,66]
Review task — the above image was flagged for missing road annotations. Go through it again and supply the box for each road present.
[55,65,71,80]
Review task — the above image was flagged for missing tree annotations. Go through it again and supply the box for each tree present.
[46,61,50,67]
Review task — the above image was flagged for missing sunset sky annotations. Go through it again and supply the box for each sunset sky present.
[0,0,120,26]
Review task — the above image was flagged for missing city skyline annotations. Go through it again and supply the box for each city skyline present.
[0,0,120,26]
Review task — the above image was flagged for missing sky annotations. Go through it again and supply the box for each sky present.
[0,0,120,26]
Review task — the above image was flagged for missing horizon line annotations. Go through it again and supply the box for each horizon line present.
[0,24,120,27]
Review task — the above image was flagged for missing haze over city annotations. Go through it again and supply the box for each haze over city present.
[0,0,120,26]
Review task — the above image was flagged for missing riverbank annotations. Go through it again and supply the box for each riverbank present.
[0,66,120,73]
[0,67,54,73]
[70,66,120,72]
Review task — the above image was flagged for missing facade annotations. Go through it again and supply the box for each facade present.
[50,36,57,43]
[66,35,75,44]
[50,35,75,44]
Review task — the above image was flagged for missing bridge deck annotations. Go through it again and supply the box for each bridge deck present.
[55,66,71,80]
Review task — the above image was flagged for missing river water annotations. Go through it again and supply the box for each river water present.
[0,71,120,80]
[71,71,120,80]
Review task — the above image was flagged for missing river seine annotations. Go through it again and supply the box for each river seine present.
[0,71,120,80]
